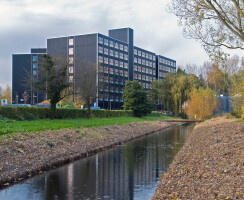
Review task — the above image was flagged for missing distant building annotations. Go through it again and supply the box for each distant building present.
[12,28,176,109]
[12,48,46,104]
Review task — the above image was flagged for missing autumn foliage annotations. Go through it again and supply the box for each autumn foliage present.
[184,88,218,120]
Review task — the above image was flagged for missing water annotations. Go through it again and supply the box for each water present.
[0,125,191,200]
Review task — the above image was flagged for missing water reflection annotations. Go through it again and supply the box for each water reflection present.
[0,126,191,200]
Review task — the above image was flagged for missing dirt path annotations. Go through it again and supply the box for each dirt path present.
[0,120,179,188]
[153,116,244,200]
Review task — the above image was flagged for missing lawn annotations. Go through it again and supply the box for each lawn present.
[0,116,178,139]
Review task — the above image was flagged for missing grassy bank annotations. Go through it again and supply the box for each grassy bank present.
[0,115,179,139]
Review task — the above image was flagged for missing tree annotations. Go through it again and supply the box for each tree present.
[22,91,30,104]
[123,81,151,117]
[147,80,159,110]
[158,69,202,115]
[35,55,70,119]
[206,63,230,93]
[76,63,98,118]
[0,85,12,105]
[169,0,244,58]
[184,87,218,120]
[230,70,244,117]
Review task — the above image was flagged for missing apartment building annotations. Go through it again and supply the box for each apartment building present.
[12,28,176,109]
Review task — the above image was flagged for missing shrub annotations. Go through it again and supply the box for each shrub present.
[184,88,218,120]
[0,106,134,120]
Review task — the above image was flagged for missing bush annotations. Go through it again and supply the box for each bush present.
[184,88,218,120]
[0,106,134,120]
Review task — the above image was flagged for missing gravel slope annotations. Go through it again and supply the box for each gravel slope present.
[153,117,244,200]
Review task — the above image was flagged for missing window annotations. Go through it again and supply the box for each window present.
[124,71,128,77]
[142,59,145,65]
[110,49,114,56]
[110,40,114,47]
[120,53,123,59]
[115,51,118,58]
[99,56,103,63]
[115,43,119,49]
[142,52,145,57]
[146,53,148,59]
[69,76,73,82]
[104,66,108,73]
[69,38,73,46]
[138,66,141,72]
[120,61,123,68]
[124,62,128,69]
[110,67,113,74]
[124,46,128,52]
[134,65,137,71]
[124,54,128,60]
[33,70,37,76]
[69,57,73,64]
[104,48,108,55]
[109,59,113,65]
[99,37,103,44]
[99,46,103,53]
[104,57,108,64]
[69,66,73,73]
[32,56,37,62]
[138,58,141,64]
[146,60,148,66]
[153,63,156,68]
[120,44,123,51]
[69,48,73,55]
[115,60,118,66]
[104,39,108,45]
[134,49,137,55]
[32,63,38,69]
[138,50,141,56]
[134,57,137,63]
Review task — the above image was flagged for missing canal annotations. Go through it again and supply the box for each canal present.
[0,125,192,200]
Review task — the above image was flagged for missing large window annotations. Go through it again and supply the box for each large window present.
[69,66,73,73]
[69,57,73,64]
[69,38,74,46]
[69,48,73,55]
[32,63,38,69]
[32,56,37,62]
[98,37,103,44]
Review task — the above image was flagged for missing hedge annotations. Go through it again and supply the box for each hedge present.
[0,106,163,121]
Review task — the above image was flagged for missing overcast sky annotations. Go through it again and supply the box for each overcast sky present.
[0,0,212,88]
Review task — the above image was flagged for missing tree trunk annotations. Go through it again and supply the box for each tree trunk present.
[50,102,56,119]
[88,105,91,119]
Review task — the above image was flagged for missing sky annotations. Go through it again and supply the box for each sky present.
[0,0,212,88]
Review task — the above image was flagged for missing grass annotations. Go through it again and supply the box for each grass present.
[0,115,179,139]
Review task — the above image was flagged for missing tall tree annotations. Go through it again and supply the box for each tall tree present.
[169,0,244,58]
[206,63,229,93]
[76,63,98,118]
[123,81,151,117]
[35,55,70,119]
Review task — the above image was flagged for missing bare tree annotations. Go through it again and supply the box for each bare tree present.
[22,91,30,104]
[169,0,244,58]
[76,62,99,118]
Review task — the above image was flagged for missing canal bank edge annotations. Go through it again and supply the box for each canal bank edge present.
[153,116,244,200]
[0,120,180,189]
